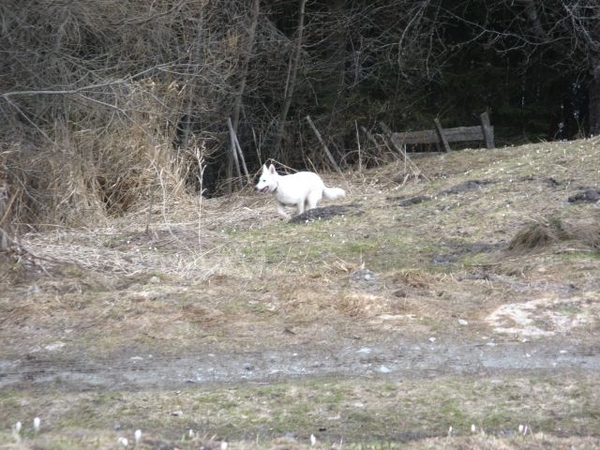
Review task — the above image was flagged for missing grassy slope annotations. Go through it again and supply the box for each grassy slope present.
[0,138,599,449]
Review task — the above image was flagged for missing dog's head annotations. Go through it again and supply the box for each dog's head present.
[255,164,277,194]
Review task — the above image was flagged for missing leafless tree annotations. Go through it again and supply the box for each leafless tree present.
[449,0,600,135]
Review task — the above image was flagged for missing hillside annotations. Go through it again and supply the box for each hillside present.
[0,139,599,449]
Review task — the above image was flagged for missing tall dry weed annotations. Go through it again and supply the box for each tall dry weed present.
[0,77,197,230]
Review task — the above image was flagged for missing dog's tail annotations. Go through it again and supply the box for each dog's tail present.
[323,186,346,200]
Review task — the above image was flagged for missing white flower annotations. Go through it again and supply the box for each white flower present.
[310,434,317,446]
[118,436,129,447]
[134,429,142,445]
[33,417,41,433]
[220,441,228,450]
[12,421,22,442]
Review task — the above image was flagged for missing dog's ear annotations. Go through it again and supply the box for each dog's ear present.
[268,164,276,174]
[262,164,268,172]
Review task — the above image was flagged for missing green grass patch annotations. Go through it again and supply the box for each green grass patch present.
[3,373,600,446]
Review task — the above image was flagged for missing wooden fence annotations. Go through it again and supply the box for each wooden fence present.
[389,112,494,152]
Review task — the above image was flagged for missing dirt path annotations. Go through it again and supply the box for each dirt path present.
[2,335,598,391]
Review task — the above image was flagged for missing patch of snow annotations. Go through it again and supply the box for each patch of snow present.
[486,296,592,337]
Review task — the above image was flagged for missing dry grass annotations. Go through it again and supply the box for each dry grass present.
[2,373,600,448]
[508,220,565,251]
[1,138,599,448]
[508,212,600,252]
[3,428,600,450]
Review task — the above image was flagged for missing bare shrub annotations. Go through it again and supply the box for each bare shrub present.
[508,221,564,251]
[0,76,192,229]
[0,180,12,250]
[508,213,600,252]
[561,213,600,250]
[0,0,255,229]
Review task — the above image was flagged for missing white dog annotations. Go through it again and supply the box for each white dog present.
[255,164,345,218]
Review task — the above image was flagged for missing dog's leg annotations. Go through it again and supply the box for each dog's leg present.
[306,190,321,211]
[277,203,290,219]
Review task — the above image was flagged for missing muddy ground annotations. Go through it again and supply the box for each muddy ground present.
[1,139,599,449]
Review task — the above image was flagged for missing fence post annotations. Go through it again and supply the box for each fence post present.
[480,112,495,149]
[434,118,451,152]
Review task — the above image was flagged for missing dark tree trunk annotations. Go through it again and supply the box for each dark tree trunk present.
[589,62,600,136]
[272,0,307,159]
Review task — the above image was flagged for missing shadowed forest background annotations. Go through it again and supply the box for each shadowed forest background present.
[0,0,599,229]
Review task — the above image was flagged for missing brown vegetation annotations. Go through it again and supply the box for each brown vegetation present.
[508,213,600,252]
